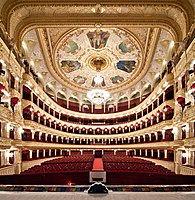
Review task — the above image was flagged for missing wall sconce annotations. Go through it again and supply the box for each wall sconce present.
[8,152,14,158]
[182,152,188,158]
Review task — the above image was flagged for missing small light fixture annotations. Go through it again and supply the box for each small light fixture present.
[8,152,14,158]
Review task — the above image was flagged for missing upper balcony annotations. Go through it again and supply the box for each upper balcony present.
[22,72,174,120]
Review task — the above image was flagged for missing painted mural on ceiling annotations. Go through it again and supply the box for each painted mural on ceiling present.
[87,30,110,49]
[61,61,81,73]
[111,75,124,84]
[118,39,133,53]
[116,61,136,73]
[56,28,142,90]
[63,39,79,53]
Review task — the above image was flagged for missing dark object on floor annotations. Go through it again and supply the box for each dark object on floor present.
[88,182,108,194]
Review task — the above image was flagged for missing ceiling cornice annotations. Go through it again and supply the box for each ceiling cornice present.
[1,0,193,48]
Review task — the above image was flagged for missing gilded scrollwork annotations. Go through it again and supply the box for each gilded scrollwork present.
[0,105,13,122]
[3,2,191,41]
[0,138,12,148]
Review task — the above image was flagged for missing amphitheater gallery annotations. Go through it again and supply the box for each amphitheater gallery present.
[0,0,195,186]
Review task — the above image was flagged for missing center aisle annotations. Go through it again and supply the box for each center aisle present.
[92,158,104,171]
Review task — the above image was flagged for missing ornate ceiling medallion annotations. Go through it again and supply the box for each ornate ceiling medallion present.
[89,55,108,71]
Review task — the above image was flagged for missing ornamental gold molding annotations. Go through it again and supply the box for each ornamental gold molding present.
[174,39,195,79]
[22,97,174,130]
[1,0,193,50]
[20,140,67,150]
[0,75,8,89]
[10,88,21,99]
[39,27,157,94]
[0,137,12,148]
[0,105,13,122]
[22,72,174,119]
[184,105,195,122]
[184,137,195,148]
[0,38,24,79]
[13,111,24,125]
[19,140,175,150]
[24,119,173,140]
[2,2,191,41]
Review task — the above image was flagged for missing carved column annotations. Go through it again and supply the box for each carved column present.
[31,92,33,102]
[14,149,22,174]
[137,136,140,143]
[145,149,147,157]
[15,126,22,140]
[37,98,39,107]
[175,149,183,174]
[36,150,39,159]
[0,151,6,166]
[5,150,10,165]
[151,149,154,157]
[31,129,35,140]
[49,149,51,157]
[157,149,160,158]
[162,130,166,140]
[29,150,32,160]
[1,122,9,138]
[43,149,45,158]
[45,133,48,142]
[154,132,158,141]
[189,151,195,167]
[149,134,152,142]
[164,149,168,159]
[31,111,34,121]
[173,126,182,140]
[38,132,41,141]
[143,135,145,142]
[189,122,195,138]
[56,136,58,143]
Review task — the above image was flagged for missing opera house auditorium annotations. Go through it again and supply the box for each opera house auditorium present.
[0,0,195,199]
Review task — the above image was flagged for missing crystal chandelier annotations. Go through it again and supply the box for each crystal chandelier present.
[87,88,110,105]
[87,64,110,105]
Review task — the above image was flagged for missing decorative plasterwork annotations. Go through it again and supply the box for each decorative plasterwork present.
[21,72,174,119]
[19,141,176,150]
[53,28,143,91]
[3,0,193,44]
[0,105,13,122]
[9,0,189,104]
[24,119,173,140]
[0,38,24,79]
[35,27,161,96]
[0,138,12,148]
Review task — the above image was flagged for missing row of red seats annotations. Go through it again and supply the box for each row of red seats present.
[102,155,174,175]
[43,155,94,164]
[102,155,153,164]
[21,162,93,174]
[104,162,173,174]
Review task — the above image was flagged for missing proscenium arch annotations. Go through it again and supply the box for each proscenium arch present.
[1,0,194,31]
[1,0,194,49]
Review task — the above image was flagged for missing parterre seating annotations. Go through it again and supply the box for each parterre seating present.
[21,155,94,175]
[103,155,174,175]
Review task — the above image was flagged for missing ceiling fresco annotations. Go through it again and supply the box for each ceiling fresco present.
[1,0,193,104]
[56,28,142,90]
[22,26,174,102]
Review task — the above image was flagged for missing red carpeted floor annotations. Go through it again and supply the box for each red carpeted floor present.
[92,158,104,171]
